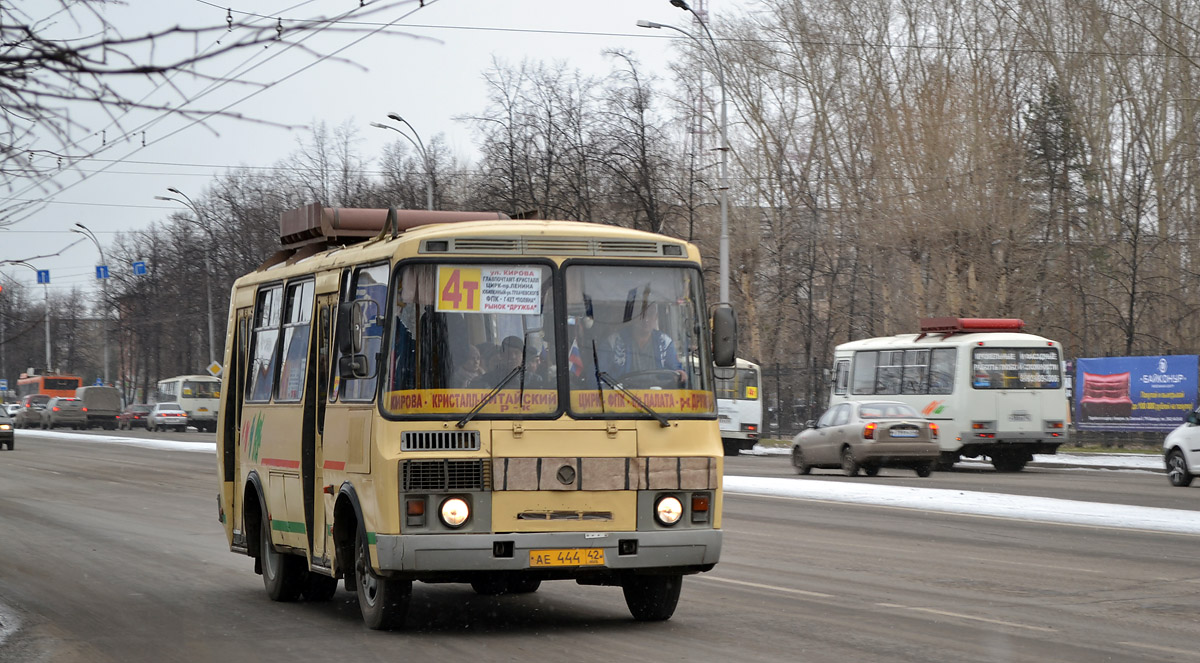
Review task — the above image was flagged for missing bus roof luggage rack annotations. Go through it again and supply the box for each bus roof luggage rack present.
[279,203,511,250]
[918,317,1025,340]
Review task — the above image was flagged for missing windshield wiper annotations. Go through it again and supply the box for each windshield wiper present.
[595,371,670,428]
[456,363,524,429]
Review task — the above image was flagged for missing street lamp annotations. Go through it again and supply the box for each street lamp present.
[1,260,52,371]
[71,223,111,384]
[155,188,217,372]
[371,113,434,210]
[640,3,730,304]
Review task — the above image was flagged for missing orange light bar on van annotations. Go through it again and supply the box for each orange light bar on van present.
[863,422,877,439]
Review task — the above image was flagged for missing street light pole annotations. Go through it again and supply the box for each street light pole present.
[641,3,730,304]
[71,223,110,384]
[372,114,434,210]
[156,189,216,371]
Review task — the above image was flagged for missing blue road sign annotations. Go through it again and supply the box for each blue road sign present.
[96,265,109,279]
[132,261,147,275]
[36,269,49,284]
[0,379,8,391]
[95,377,103,386]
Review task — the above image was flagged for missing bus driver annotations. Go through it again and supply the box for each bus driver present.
[600,301,686,386]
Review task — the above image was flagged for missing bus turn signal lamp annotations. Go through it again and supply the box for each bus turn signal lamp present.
[863,422,877,439]
[928,422,939,439]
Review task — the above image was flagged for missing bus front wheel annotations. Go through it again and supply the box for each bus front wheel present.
[355,528,411,630]
[623,574,682,621]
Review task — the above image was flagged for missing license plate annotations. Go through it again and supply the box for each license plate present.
[198,408,208,412]
[1010,412,1031,422]
[529,548,605,567]
[889,429,918,438]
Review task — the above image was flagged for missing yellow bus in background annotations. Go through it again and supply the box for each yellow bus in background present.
[215,204,736,630]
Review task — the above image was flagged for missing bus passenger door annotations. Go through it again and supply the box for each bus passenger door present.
[310,292,338,567]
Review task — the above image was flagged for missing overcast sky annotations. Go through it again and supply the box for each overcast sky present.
[1,0,741,296]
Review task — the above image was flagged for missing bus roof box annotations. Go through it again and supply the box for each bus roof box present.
[279,203,511,249]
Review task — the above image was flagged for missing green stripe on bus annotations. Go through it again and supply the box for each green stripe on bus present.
[367,531,377,545]
[270,520,306,534]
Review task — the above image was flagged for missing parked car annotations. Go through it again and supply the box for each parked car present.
[1163,407,1200,487]
[148,402,188,432]
[40,397,88,430]
[4,403,19,417]
[791,400,940,477]
[13,394,49,429]
[0,408,13,450]
[119,404,153,430]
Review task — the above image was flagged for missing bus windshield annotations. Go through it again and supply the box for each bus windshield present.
[565,264,713,417]
[382,262,559,417]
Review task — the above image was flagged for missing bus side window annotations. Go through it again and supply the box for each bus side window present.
[875,350,903,395]
[276,280,314,403]
[929,348,956,394]
[851,351,877,395]
[337,264,388,402]
[833,360,850,395]
[247,285,283,403]
[901,349,929,394]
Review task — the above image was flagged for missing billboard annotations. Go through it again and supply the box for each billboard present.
[1074,355,1198,432]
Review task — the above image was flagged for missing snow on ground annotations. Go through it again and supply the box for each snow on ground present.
[15,431,1193,535]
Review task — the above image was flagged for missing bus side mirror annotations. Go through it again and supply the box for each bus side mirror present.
[338,354,371,379]
[711,304,737,368]
[336,299,380,355]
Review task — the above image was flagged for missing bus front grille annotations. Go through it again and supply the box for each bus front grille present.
[402,459,490,491]
[401,430,481,452]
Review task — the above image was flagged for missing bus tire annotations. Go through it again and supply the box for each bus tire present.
[623,574,682,621]
[991,453,1028,473]
[721,439,740,457]
[261,517,305,602]
[302,572,339,601]
[915,463,933,478]
[863,464,880,477]
[791,447,811,475]
[355,528,411,630]
[841,447,859,476]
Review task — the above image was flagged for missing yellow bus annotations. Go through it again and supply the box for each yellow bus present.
[215,204,736,629]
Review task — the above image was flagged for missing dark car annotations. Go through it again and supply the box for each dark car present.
[119,404,153,430]
[13,394,49,429]
[791,400,940,477]
[0,409,13,450]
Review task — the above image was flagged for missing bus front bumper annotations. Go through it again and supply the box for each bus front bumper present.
[375,529,722,573]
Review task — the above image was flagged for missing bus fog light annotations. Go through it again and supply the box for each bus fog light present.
[439,497,470,528]
[654,496,683,526]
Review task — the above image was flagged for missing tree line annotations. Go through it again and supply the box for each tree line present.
[3,0,1199,427]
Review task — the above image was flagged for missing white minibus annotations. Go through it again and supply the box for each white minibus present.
[715,358,762,456]
[828,318,1067,471]
[156,375,221,432]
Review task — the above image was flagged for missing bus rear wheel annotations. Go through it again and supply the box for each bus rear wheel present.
[722,439,740,456]
[623,574,682,621]
[355,528,411,630]
[991,452,1029,472]
[261,517,305,602]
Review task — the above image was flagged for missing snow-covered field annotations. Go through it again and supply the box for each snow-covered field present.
[15,430,1192,535]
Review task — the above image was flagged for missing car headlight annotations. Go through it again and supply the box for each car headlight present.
[439,497,470,528]
[654,495,684,526]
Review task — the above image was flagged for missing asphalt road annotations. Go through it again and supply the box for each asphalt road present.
[1,432,1198,662]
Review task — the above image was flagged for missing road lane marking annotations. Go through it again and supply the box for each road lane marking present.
[702,575,834,598]
[1118,641,1200,658]
[875,602,1056,633]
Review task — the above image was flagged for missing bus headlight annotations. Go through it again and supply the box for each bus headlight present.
[654,495,684,526]
[439,497,470,528]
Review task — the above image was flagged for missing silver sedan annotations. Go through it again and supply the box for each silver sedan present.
[791,400,940,477]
